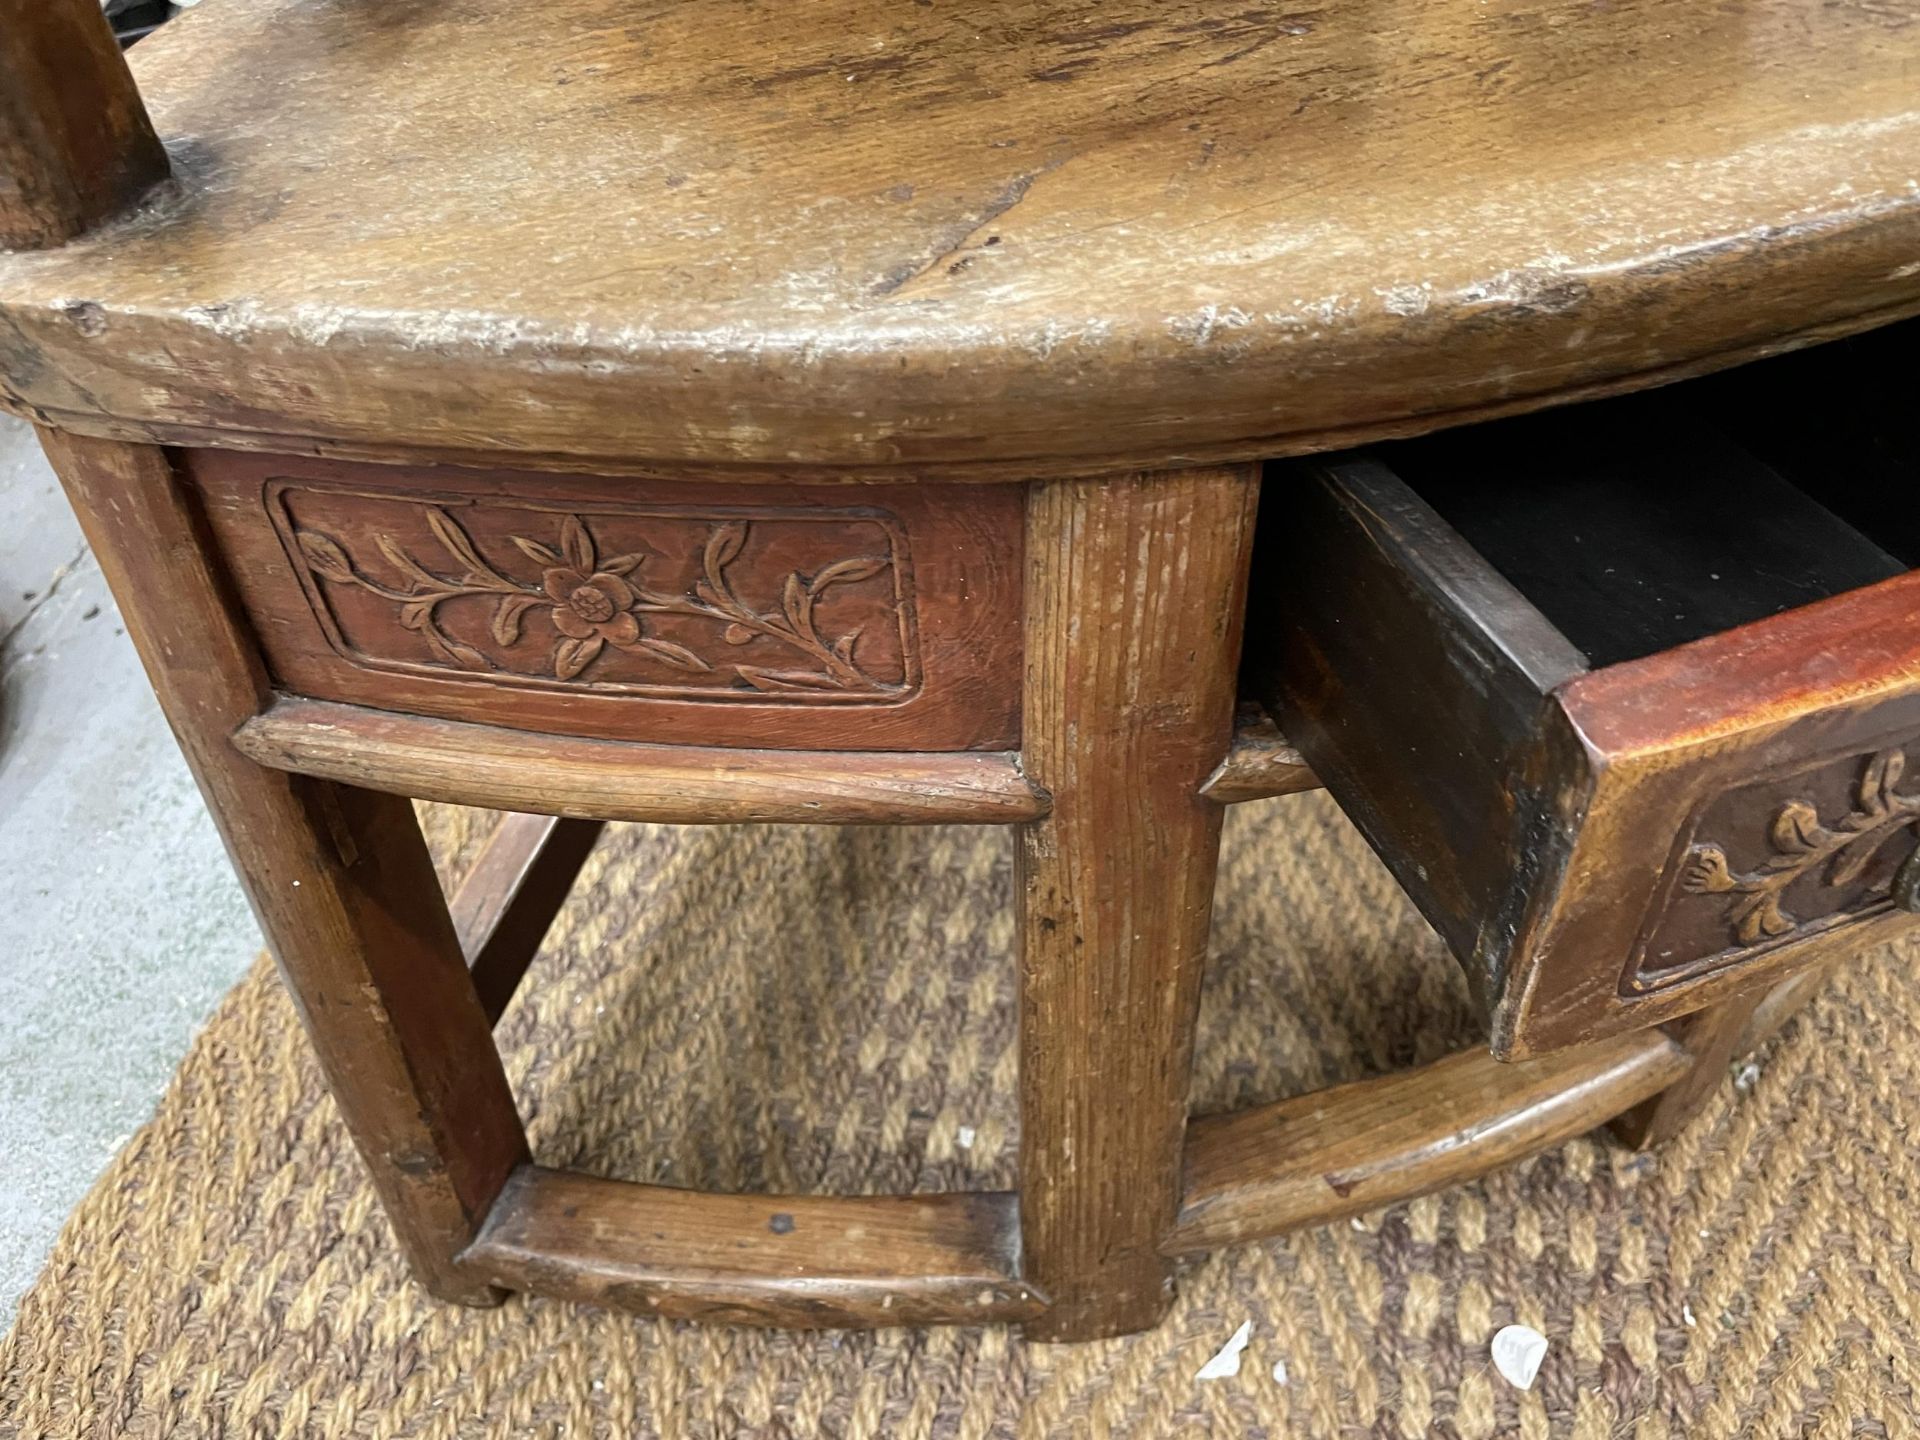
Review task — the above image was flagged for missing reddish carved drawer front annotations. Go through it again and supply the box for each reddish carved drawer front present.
[1248,371,1920,1060]
[1633,741,1920,993]
[188,452,1023,751]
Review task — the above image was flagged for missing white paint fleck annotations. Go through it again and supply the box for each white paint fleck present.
[1379,282,1432,317]
[1271,1358,1289,1385]
[1195,1320,1253,1381]
[956,1125,977,1149]
[1683,1302,1697,1328]
[1491,1324,1549,1390]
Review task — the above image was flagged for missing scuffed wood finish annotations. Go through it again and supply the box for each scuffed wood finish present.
[188,451,1023,751]
[1201,703,1321,804]
[1611,993,1766,1151]
[233,699,1049,826]
[4,0,1920,472]
[40,430,527,1303]
[449,815,605,1026]
[1248,455,1589,1032]
[1168,1031,1691,1255]
[0,0,169,250]
[459,1167,1046,1328]
[1017,467,1259,1341]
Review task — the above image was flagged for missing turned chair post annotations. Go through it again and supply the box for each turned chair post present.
[0,0,170,250]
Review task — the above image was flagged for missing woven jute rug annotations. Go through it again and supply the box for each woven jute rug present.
[3,795,1916,1438]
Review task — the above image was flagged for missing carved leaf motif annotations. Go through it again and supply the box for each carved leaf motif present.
[422,626,491,671]
[1828,827,1908,888]
[781,572,810,636]
[560,515,595,574]
[512,535,562,566]
[554,635,604,681]
[378,533,441,590]
[1733,892,1795,946]
[490,594,541,646]
[292,503,902,696]
[811,556,889,593]
[705,522,749,593]
[297,531,355,584]
[1862,749,1905,816]
[1769,801,1829,854]
[634,637,712,672]
[1682,845,1734,895]
[735,665,853,693]
[427,508,494,579]
[1683,745,1920,953]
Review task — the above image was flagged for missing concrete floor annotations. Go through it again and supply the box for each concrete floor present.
[0,415,261,1329]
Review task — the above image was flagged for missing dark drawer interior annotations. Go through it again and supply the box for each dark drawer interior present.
[1249,318,1920,1058]
[1377,411,1905,670]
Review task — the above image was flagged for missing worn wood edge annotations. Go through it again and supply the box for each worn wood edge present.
[16,299,1920,483]
[1614,962,1831,1150]
[446,813,605,1026]
[1737,963,1836,1055]
[1609,992,1765,1150]
[1201,703,1321,803]
[230,697,1050,825]
[458,1166,1048,1328]
[1164,1030,1691,1254]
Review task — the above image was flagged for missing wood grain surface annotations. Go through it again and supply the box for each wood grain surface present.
[40,430,528,1304]
[1200,703,1321,804]
[1610,992,1767,1151]
[1168,1031,1692,1254]
[0,0,169,249]
[449,814,605,1026]
[233,698,1049,826]
[3,0,1918,473]
[1016,467,1259,1340]
[459,1167,1046,1329]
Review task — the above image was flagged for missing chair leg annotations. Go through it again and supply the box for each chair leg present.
[1016,467,1261,1342]
[1609,989,1765,1151]
[42,430,529,1303]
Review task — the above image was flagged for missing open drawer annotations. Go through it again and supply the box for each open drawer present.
[1248,325,1920,1059]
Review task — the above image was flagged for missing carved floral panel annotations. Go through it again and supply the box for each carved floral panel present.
[1629,740,1920,991]
[270,483,920,703]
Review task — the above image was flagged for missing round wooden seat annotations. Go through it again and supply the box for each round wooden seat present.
[2,0,1919,476]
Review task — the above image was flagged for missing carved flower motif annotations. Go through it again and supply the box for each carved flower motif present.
[292,503,898,691]
[543,566,641,646]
